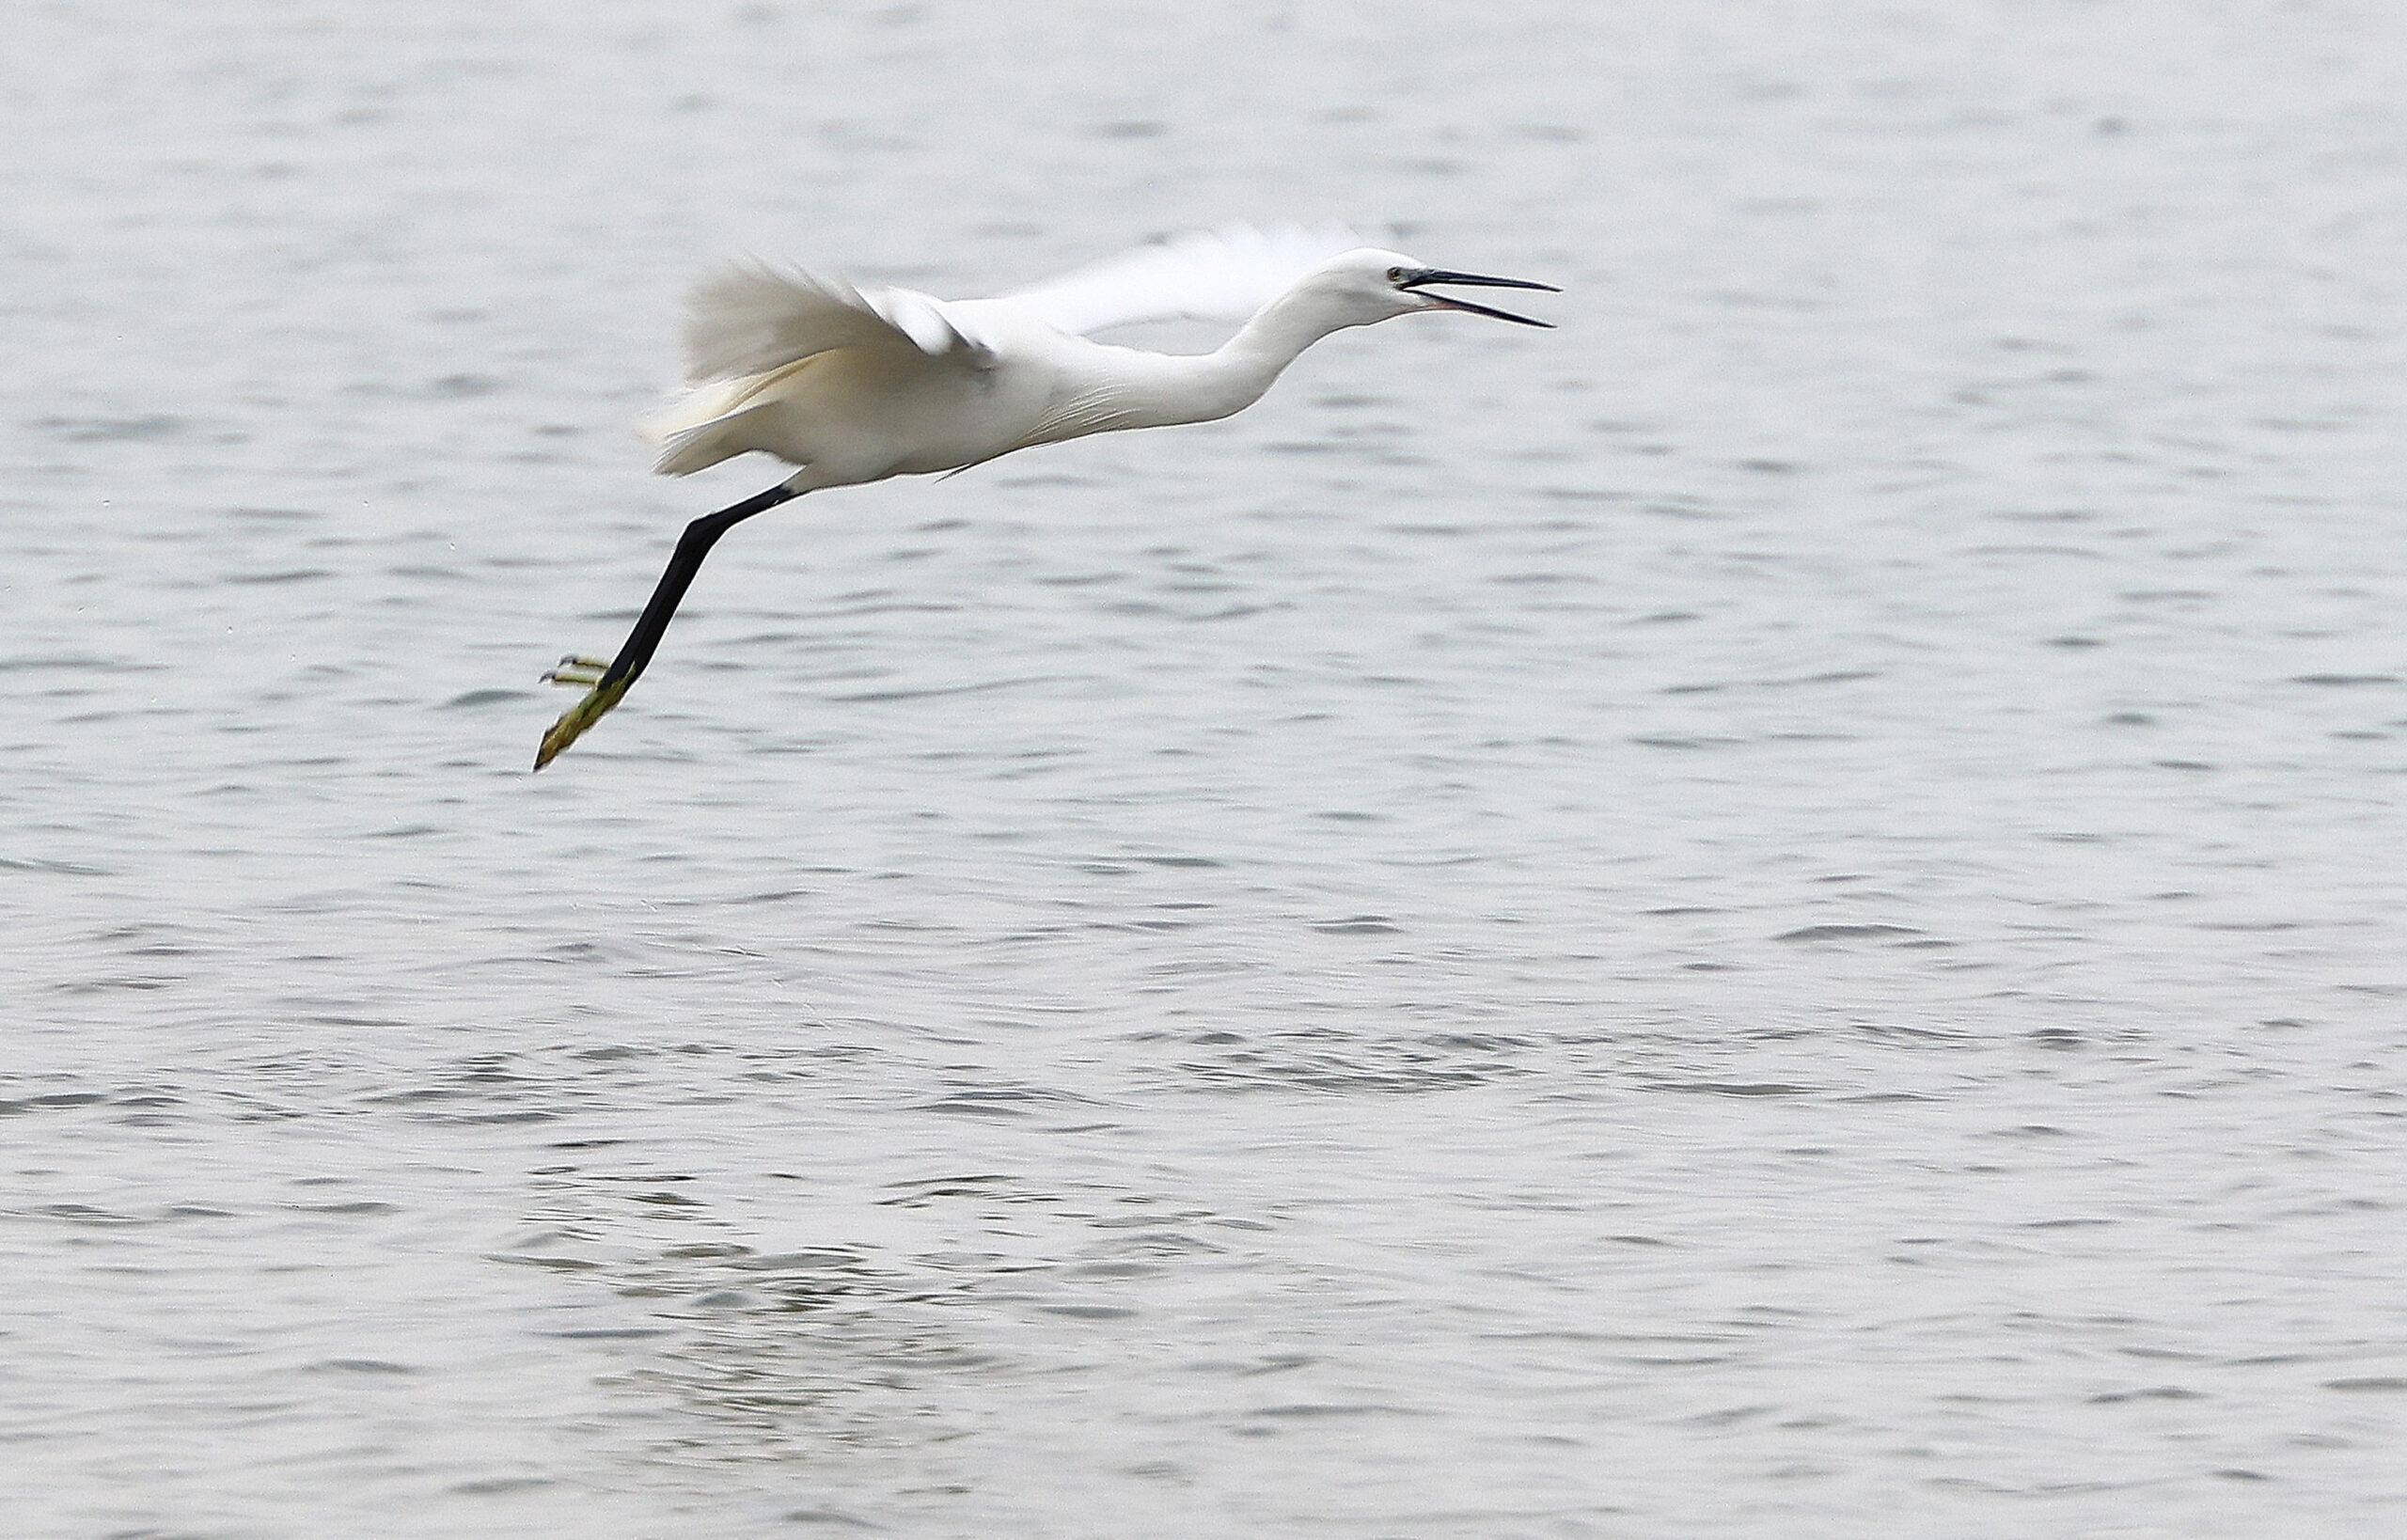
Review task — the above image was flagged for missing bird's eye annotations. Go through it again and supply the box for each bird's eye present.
[1386,265,1408,283]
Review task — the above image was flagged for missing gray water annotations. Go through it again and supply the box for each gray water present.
[7,1,2405,1534]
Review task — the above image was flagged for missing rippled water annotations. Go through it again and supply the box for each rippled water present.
[8,2,2407,1534]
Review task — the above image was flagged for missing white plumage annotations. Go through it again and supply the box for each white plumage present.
[537,224,1556,768]
[998,221,1365,334]
[645,223,1374,480]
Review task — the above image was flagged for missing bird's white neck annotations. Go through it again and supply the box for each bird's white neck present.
[1120,286,1361,431]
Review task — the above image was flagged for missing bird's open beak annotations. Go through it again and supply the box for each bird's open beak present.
[1401,268,1561,327]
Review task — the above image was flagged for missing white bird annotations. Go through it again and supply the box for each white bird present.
[535,223,1557,769]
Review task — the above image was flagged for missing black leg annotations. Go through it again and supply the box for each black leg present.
[597,482,798,694]
[534,481,798,769]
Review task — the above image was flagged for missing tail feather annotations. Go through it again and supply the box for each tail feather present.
[643,354,827,476]
[650,411,756,476]
[645,371,773,475]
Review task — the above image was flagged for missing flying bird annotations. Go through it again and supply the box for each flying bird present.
[535,224,1557,769]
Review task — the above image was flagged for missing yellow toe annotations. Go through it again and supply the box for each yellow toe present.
[533,677,631,770]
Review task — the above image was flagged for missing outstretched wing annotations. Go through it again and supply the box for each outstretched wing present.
[683,261,995,383]
[996,222,1365,337]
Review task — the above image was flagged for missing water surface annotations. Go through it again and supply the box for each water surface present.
[7,2,2406,1534]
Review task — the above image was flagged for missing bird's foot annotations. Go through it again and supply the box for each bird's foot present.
[542,653,611,688]
[533,659,630,770]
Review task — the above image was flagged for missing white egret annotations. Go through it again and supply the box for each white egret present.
[534,223,1557,769]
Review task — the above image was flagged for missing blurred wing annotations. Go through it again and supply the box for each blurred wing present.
[684,261,996,383]
[997,222,1365,336]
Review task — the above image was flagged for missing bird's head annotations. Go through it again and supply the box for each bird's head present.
[1306,247,1560,329]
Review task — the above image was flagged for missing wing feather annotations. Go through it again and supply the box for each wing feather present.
[996,222,1365,337]
[683,261,993,383]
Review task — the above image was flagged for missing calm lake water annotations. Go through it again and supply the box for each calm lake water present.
[7,2,2405,1534]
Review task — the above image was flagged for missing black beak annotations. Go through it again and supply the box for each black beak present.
[1400,267,1561,327]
